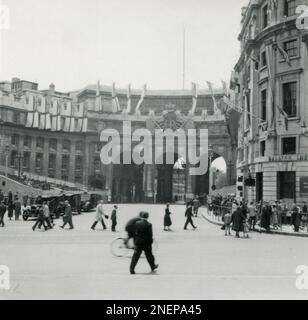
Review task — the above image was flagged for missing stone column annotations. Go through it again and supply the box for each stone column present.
[143,164,154,202]
[105,163,114,198]
[43,138,49,177]
[55,139,62,180]
[185,165,194,201]
[83,138,90,187]
[69,141,76,183]
[29,136,36,175]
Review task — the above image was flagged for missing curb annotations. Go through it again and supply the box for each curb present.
[201,212,308,238]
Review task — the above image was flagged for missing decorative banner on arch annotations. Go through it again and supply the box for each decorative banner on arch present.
[25,94,88,132]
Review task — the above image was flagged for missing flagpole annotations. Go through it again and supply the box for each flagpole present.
[182,28,186,90]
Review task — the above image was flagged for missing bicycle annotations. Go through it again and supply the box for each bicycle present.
[111,237,158,257]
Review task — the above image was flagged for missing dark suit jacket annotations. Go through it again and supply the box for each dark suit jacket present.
[185,207,193,218]
[0,204,6,218]
[134,219,153,246]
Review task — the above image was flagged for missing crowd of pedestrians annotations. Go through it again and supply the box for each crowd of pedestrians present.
[208,194,308,237]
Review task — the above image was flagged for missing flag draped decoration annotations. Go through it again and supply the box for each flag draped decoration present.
[32,96,39,128]
[277,106,289,131]
[126,84,132,114]
[69,104,76,132]
[63,101,72,132]
[206,81,220,115]
[135,84,147,114]
[75,103,83,132]
[221,80,228,96]
[51,100,58,131]
[111,83,121,113]
[56,100,62,131]
[191,82,198,115]
[26,94,34,127]
[277,43,291,66]
[82,102,88,132]
[95,81,102,112]
[265,44,276,129]
[38,96,46,130]
[45,99,52,130]
[244,89,251,128]
[250,53,260,70]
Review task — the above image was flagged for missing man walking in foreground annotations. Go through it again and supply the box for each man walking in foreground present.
[130,212,159,275]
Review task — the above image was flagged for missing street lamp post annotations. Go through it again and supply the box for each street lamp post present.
[17,152,23,179]
[208,145,214,197]
[228,160,233,185]
[4,145,10,177]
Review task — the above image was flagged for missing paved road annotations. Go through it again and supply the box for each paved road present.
[0,204,308,300]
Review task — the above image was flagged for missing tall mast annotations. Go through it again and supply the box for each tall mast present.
[182,28,186,90]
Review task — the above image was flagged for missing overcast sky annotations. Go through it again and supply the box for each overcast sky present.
[0,0,248,92]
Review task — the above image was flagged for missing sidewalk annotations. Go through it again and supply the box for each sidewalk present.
[201,208,308,238]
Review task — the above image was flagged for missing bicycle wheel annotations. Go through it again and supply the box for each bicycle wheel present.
[111,238,129,257]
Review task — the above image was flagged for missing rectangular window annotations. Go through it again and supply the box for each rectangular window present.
[62,155,70,170]
[35,154,43,173]
[284,0,297,17]
[24,136,32,148]
[261,89,267,122]
[13,112,20,124]
[10,151,17,168]
[61,155,70,182]
[23,152,30,171]
[277,172,296,201]
[261,51,267,67]
[75,156,83,171]
[284,39,298,58]
[76,141,84,153]
[36,137,44,149]
[260,141,266,157]
[49,139,57,151]
[48,154,56,178]
[63,140,71,152]
[11,134,19,147]
[263,5,269,29]
[283,82,297,117]
[282,137,296,155]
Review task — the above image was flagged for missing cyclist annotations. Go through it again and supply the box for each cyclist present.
[125,213,143,243]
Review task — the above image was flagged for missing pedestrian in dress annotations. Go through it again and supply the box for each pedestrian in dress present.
[184,203,197,230]
[163,203,172,231]
[261,202,272,233]
[272,205,279,230]
[8,191,14,221]
[248,202,256,231]
[91,200,108,230]
[60,200,74,230]
[232,204,244,238]
[0,201,7,227]
[224,211,232,236]
[111,205,118,232]
[14,198,21,221]
[292,203,301,233]
[129,212,159,275]
[301,202,308,232]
